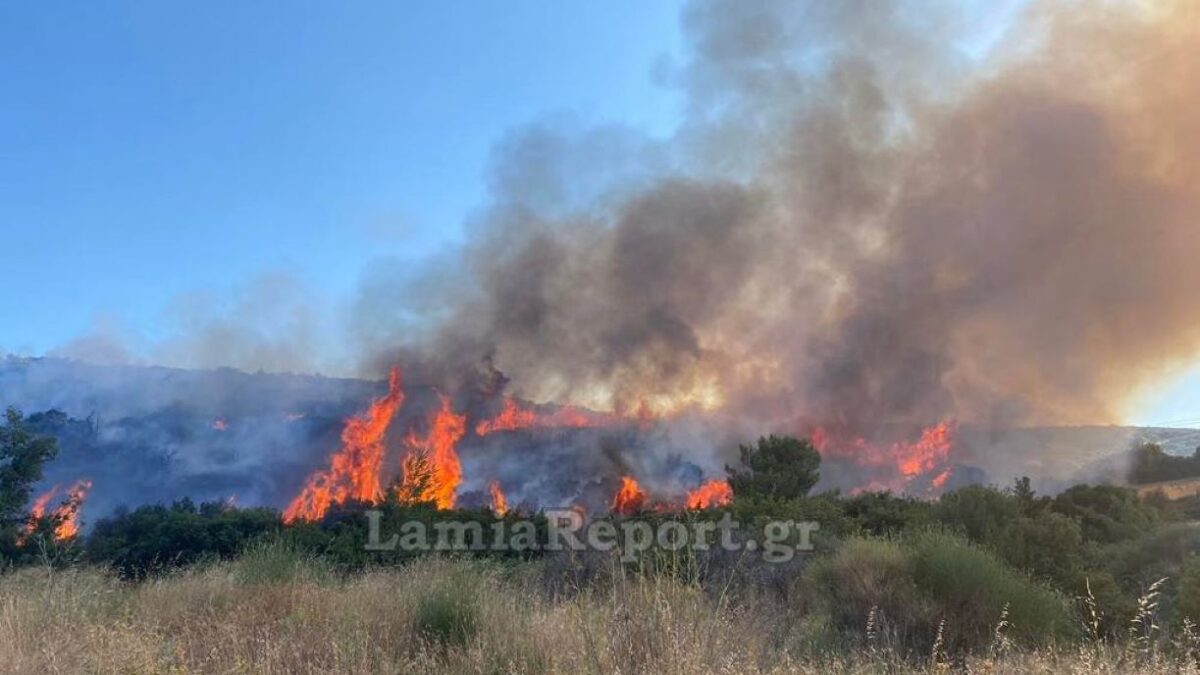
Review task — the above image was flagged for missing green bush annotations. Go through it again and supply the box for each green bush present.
[841,491,933,537]
[805,531,1076,653]
[413,576,479,647]
[908,529,1076,650]
[804,537,935,648]
[932,485,1022,544]
[727,435,821,501]
[1051,485,1160,544]
[85,499,280,578]
[1175,557,1200,627]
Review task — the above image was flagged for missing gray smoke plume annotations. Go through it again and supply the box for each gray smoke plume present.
[360,0,1200,439]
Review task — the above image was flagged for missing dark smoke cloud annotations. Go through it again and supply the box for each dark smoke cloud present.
[359,0,1200,436]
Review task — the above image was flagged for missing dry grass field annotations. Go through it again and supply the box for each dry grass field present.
[0,545,1197,675]
[1138,479,1200,502]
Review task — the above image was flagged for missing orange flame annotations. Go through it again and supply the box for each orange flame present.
[21,480,93,542]
[28,486,57,522]
[812,420,956,493]
[475,397,538,435]
[211,417,228,431]
[474,396,613,436]
[19,486,59,544]
[398,395,466,509]
[53,479,92,539]
[283,367,406,523]
[611,476,648,515]
[685,479,733,509]
[895,421,954,478]
[489,480,508,516]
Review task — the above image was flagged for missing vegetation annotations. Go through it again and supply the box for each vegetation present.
[84,498,282,578]
[6,416,1200,671]
[726,434,821,501]
[1130,442,1200,484]
[0,408,58,558]
[1,550,1198,674]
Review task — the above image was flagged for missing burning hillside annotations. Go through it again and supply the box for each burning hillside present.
[346,0,1200,504]
[279,366,740,520]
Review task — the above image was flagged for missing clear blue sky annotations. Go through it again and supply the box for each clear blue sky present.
[0,0,684,352]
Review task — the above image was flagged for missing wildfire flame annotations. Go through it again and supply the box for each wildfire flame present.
[283,367,406,523]
[474,396,611,436]
[211,417,228,431]
[21,479,93,542]
[489,480,508,516]
[397,395,466,509]
[685,479,733,510]
[28,487,56,522]
[812,420,956,494]
[54,479,93,539]
[896,422,954,478]
[611,475,648,515]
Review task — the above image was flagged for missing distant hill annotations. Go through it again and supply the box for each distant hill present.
[0,357,381,520]
[2,356,1196,523]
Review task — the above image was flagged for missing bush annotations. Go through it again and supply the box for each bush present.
[804,531,1076,653]
[804,537,935,649]
[85,499,280,577]
[932,485,1023,544]
[1129,443,1200,484]
[908,529,1076,650]
[1175,557,1200,627]
[412,570,480,647]
[727,435,821,501]
[842,491,933,537]
[1051,485,1160,544]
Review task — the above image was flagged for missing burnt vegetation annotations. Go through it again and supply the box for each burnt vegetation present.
[4,407,1200,661]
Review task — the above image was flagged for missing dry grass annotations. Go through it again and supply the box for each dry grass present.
[0,552,1197,674]
[1138,478,1200,501]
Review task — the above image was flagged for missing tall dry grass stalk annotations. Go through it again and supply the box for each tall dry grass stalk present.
[0,551,1197,674]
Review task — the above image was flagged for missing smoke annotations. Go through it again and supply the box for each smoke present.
[53,273,350,376]
[18,0,1200,513]
[359,0,1200,434]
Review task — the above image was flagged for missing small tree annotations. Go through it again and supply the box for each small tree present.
[726,434,820,501]
[0,407,59,551]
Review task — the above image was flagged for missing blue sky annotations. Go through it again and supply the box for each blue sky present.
[0,0,684,351]
[1,2,1195,427]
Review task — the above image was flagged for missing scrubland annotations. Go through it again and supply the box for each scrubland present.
[2,542,1197,675]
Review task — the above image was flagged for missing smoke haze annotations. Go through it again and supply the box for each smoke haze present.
[359,0,1200,434]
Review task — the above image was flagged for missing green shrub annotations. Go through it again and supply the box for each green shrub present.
[413,578,479,647]
[1051,485,1160,544]
[804,537,936,649]
[806,531,1076,653]
[85,499,280,578]
[1175,557,1200,627]
[727,435,821,501]
[933,485,1023,544]
[908,529,1076,650]
[841,491,933,537]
